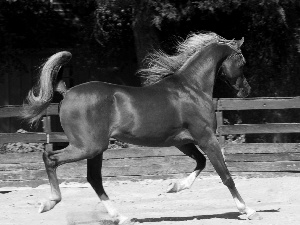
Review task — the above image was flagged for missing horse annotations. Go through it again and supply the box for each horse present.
[21,32,261,224]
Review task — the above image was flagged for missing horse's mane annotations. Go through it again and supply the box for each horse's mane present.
[138,32,240,86]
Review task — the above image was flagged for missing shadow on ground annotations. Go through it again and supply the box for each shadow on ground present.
[133,209,279,223]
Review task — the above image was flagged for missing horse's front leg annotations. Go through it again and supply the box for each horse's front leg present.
[192,127,262,220]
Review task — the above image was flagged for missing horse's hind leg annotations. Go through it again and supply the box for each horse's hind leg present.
[87,153,133,225]
[40,144,100,213]
[168,143,206,193]
[39,149,61,213]
[199,134,262,220]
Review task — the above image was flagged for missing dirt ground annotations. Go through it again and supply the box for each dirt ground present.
[1,175,300,225]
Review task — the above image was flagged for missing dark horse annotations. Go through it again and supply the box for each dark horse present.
[22,32,261,224]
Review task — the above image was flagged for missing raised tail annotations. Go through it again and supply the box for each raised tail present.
[21,51,72,125]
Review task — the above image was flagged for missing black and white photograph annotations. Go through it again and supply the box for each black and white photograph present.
[1,0,300,224]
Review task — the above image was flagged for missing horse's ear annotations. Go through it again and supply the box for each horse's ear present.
[237,37,244,48]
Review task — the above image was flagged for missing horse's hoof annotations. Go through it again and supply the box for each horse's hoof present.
[38,199,57,213]
[248,212,263,220]
[167,182,180,193]
[119,218,138,225]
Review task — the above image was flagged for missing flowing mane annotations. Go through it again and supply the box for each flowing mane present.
[138,32,241,86]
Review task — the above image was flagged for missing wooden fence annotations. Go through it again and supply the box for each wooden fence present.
[1,97,300,187]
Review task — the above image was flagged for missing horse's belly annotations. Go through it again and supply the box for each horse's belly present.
[112,129,195,147]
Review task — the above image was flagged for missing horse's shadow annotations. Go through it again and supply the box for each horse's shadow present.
[132,209,278,223]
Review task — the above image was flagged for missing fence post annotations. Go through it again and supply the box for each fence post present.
[216,109,226,159]
[42,109,53,152]
[216,111,225,145]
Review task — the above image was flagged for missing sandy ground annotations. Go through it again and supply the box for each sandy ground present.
[1,175,300,225]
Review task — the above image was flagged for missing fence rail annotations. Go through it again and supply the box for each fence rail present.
[214,97,300,145]
[216,97,300,110]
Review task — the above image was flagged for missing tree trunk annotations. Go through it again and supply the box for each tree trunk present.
[132,0,160,68]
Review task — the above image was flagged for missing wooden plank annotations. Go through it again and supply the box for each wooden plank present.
[0,169,48,181]
[0,133,46,144]
[227,161,300,172]
[0,147,184,164]
[102,157,300,173]
[1,153,300,172]
[111,143,300,157]
[215,111,225,146]
[0,163,44,171]
[3,171,300,188]
[224,153,300,162]
[1,160,300,181]
[218,123,300,135]
[102,156,195,168]
[224,143,300,154]
[43,116,53,151]
[55,160,300,173]
[0,132,68,144]
[45,104,59,115]
[107,143,300,156]
[104,147,183,159]
[1,152,300,172]
[0,156,194,173]
[228,172,300,178]
[1,143,300,164]
[217,97,300,110]
[0,105,23,118]
[42,116,51,133]
[0,153,42,164]
[0,103,59,118]
[0,132,115,144]
[110,143,300,157]
[0,148,182,164]
[49,132,68,142]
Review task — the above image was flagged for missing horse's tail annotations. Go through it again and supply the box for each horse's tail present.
[21,51,72,125]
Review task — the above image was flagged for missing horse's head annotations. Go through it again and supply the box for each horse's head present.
[220,38,251,98]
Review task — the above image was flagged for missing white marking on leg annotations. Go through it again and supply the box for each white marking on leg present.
[168,170,200,193]
[181,170,200,189]
[102,199,129,224]
[232,196,258,218]
[230,187,262,220]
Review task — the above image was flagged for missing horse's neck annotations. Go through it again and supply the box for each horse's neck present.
[177,44,232,97]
